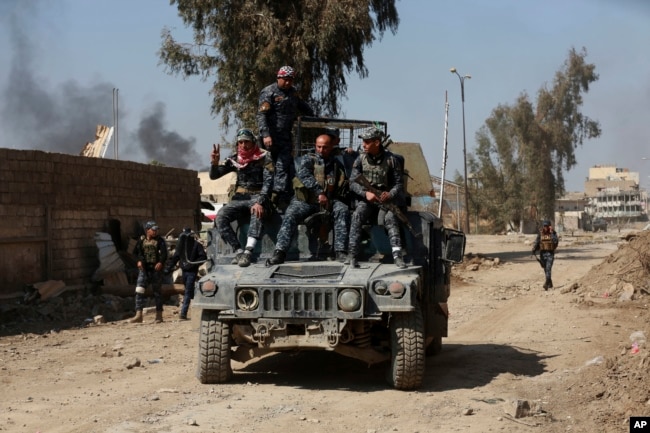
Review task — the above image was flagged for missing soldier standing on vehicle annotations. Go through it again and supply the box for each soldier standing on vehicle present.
[210,128,275,267]
[346,127,407,269]
[256,66,314,207]
[129,220,168,323]
[266,134,349,265]
[532,220,559,289]
[164,228,206,320]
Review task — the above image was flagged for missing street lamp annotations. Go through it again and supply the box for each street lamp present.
[450,67,471,233]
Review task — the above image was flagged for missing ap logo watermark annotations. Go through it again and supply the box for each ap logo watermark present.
[631,417,650,432]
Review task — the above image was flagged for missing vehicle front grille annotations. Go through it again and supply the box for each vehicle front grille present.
[259,287,337,315]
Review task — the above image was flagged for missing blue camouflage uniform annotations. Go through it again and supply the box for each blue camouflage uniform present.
[165,229,206,319]
[210,150,274,253]
[256,78,314,200]
[348,147,405,260]
[532,222,559,289]
[273,152,349,259]
[133,229,168,312]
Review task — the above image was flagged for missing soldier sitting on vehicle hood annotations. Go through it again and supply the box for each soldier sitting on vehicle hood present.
[210,128,275,267]
[266,133,350,265]
[346,127,407,269]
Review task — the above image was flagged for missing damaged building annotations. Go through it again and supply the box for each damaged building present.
[555,164,648,232]
[584,165,646,220]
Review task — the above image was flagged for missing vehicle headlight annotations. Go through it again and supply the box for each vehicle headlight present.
[388,282,406,298]
[338,289,361,312]
[373,280,388,295]
[236,289,259,311]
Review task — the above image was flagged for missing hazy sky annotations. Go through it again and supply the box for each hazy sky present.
[1,0,649,191]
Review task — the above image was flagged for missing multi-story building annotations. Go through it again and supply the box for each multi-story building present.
[583,165,646,220]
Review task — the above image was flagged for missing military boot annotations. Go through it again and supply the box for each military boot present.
[232,249,244,264]
[547,278,553,289]
[265,249,286,266]
[154,310,163,323]
[393,251,407,269]
[238,248,253,267]
[335,251,347,263]
[345,253,359,268]
[128,310,143,323]
[543,279,549,290]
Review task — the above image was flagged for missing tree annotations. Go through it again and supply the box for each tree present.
[159,0,399,131]
[468,47,601,231]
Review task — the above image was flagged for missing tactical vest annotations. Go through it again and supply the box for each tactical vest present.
[361,153,393,190]
[540,233,556,252]
[142,237,159,264]
[300,155,345,204]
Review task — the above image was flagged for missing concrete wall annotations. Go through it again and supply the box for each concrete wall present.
[0,148,202,297]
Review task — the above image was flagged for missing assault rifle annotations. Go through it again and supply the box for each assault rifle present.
[353,173,421,237]
[380,134,393,149]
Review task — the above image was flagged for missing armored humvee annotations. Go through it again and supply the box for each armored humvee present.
[193,117,465,390]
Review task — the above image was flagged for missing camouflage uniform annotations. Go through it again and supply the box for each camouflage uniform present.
[348,147,405,258]
[210,151,274,252]
[256,79,314,199]
[274,152,349,256]
[532,221,559,289]
[133,232,168,312]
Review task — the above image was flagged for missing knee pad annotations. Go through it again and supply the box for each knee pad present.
[135,286,146,294]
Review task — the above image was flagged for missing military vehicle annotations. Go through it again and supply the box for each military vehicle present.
[192,117,465,390]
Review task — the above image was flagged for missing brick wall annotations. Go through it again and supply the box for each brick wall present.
[0,148,202,296]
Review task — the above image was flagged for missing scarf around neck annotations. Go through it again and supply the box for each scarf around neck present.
[228,145,265,169]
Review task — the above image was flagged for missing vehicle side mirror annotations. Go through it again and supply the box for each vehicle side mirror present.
[443,229,466,263]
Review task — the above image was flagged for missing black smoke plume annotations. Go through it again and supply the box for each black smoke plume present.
[136,102,201,168]
[0,1,200,170]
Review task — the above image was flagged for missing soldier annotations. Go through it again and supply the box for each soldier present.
[532,220,559,289]
[210,128,274,267]
[129,220,168,323]
[256,66,314,206]
[266,134,349,265]
[165,228,206,320]
[346,127,407,269]
[326,126,358,179]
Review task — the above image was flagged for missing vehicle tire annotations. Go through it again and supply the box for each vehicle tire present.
[387,304,425,390]
[196,309,233,384]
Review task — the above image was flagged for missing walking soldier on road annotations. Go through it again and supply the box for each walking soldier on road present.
[532,220,559,289]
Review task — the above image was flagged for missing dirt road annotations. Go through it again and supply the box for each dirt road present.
[2,232,648,433]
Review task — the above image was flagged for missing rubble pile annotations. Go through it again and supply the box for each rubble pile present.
[0,288,137,331]
[564,230,650,428]
[569,230,650,299]
[458,252,502,272]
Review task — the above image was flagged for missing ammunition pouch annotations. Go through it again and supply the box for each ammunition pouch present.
[229,185,262,200]
[293,177,317,203]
